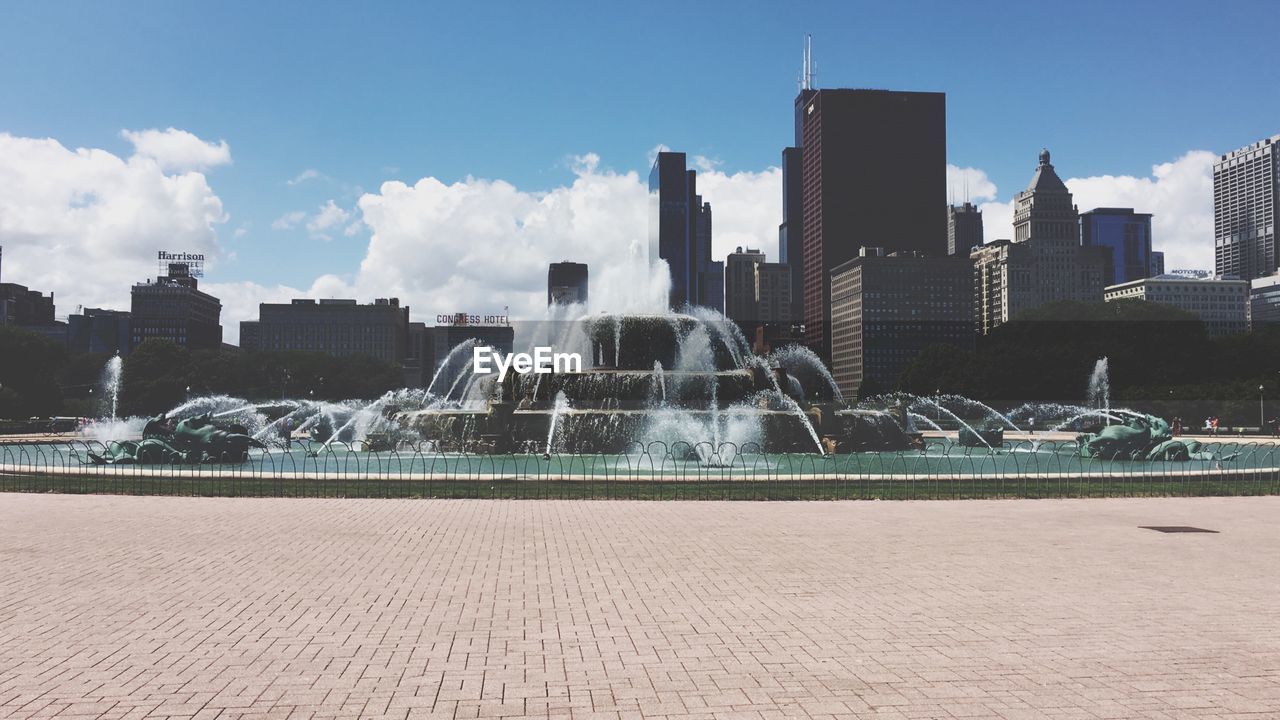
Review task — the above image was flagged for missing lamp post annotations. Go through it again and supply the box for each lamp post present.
[1260,385,1266,432]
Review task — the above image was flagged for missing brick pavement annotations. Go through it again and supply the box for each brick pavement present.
[1,495,1279,719]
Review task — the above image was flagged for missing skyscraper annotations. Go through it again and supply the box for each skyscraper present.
[649,152,693,309]
[797,89,948,362]
[946,202,984,255]
[547,261,589,306]
[1080,208,1155,285]
[648,151,723,311]
[1214,134,1279,281]
[779,146,806,320]
[692,196,724,312]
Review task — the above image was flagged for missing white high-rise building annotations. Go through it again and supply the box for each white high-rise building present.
[1214,134,1280,281]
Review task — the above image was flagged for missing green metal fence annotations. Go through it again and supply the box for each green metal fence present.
[2,439,1277,500]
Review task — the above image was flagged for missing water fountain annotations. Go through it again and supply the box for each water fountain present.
[393,312,905,454]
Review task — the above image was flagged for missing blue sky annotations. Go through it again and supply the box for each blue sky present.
[1,0,1278,333]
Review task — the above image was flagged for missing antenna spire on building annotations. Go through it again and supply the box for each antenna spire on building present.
[801,34,814,90]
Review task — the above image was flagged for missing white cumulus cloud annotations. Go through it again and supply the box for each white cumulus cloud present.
[271,210,306,230]
[689,165,783,261]
[286,168,321,185]
[946,164,998,204]
[305,200,351,240]
[0,131,226,316]
[338,155,784,325]
[1066,151,1216,272]
[121,127,231,172]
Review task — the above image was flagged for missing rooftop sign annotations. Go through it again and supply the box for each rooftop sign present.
[157,251,205,277]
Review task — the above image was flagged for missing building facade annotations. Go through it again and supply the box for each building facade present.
[972,149,1109,333]
[0,283,55,327]
[797,89,948,362]
[1214,134,1279,281]
[778,146,805,320]
[829,250,973,399]
[756,262,791,324]
[648,152,724,311]
[547,262,589,306]
[0,247,56,327]
[946,202,984,256]
[724,247,792,336]
[724,248,765,322]
[1104,274,1249,336]
[239,298,411,364]
[68,308,131,357]
[727,249,796,355]
[130,263,222,351]
[692,197,724,312]
[1249,274,1280,328]
[1080,207,1155,285]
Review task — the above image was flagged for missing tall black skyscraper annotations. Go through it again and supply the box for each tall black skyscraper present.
[946,202,984,256]
[780,40,818,325]
[547,261,589,305]
[648,151,723,311]
[778,146,805,320]
[798,88,947,362]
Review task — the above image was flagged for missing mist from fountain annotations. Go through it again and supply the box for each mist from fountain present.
[935,394,1021,431]
[765,344,842,401]
[545,391,568,455]
[1087,357,1111,412]
[99,354,123,420]
[426,338,480,398]
[649,361,666,405]
[859,392,993,449]
[908,412,943,432]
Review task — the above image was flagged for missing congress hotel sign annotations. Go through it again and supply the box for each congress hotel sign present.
[436,312,510,326]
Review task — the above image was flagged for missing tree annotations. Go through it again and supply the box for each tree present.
[0,326,67,418]
[897,343,974,397]
[120,340,192,416]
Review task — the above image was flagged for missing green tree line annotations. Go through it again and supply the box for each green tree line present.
[897,299,1280,426]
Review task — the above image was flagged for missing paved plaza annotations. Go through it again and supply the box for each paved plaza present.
[2,495,1279,719]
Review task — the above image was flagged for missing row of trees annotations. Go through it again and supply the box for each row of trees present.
[0,329,404,420]
[896,300,1280,426]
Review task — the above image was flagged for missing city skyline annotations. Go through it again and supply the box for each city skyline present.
[1,1,1278,341]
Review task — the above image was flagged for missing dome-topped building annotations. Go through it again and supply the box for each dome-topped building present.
[971,148,1111,334]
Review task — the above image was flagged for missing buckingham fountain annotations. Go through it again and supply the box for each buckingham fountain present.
[391,312,913,458]
[65,307,1248,476]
